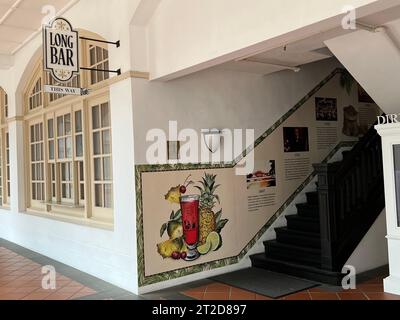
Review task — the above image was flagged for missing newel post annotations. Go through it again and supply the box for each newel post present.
[313,163,340,271]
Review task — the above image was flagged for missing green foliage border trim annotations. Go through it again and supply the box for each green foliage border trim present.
[135,68,349,287]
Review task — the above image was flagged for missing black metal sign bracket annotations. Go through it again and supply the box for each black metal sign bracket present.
[80,67,121,76]
[79,36,120,48]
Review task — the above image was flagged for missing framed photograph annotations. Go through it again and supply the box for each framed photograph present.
[246,160,277,190]
[167,141,180,161]
[284,127,310,153]
[316,97,338,121]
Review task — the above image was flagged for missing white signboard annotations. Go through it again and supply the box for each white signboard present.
[43,18,79,82]
[44,85,82,96]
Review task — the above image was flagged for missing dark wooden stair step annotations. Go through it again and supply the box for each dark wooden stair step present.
[286,215,320,233]
[296,203,319,218]
[264,240,321,266]
[275,227,321,248]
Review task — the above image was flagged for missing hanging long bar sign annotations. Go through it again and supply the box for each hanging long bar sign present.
[43,18,79,83]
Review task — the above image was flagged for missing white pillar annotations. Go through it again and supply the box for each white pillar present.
[376,123,400,295]
[6,89,26,214]
[8,119,26,213]
[109,77,139,293]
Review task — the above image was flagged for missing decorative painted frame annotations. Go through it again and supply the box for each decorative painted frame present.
[135,68,352,286]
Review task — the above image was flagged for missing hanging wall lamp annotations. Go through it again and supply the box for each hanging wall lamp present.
[202,129,223,153]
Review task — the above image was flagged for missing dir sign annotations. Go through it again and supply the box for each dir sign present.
[43,18,79,82]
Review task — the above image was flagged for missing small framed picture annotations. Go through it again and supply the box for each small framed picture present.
[315,97,338,122]
[167,141,181,161]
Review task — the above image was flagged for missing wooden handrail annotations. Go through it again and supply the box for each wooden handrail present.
[313,125,385,271]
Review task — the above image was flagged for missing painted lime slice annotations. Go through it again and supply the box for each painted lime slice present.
[207,232,222,251]
[197,241,212,255]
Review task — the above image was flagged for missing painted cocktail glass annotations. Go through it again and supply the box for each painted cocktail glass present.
[180,195,200,261]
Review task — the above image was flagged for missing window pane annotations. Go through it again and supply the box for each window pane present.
[97,46,103,62]
[57,116,64,136]
[101,103,110,127]
[92,105,100,129]
[94,158,102,181]
[103,157,112,181]
[75,111,82,133]
[49,141,54,160]
[62,184,67,198]
[95,184,103,207]
[90,47,96,65]
[102,130,111,154]
[32,184,36,199]
[58,139,65,159]
[104,184,113,209]
[65,114,71,135]
[90,70,97,85]
[35,144,41,161]
[31,164,36,180]
[31,126,35,142]
[79,161,84,181]
[31,145,35,162]
[103,48,108,60]
[80,184,85,200]
[93,132,101,155]
[76,135,83,157]
[35,124,40,141]
[48,119,54,139]
[66,137,73,159]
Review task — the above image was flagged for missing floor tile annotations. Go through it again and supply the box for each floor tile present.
[338,292,368,300]
[182,292,204,300]
[205,283,231,293]
[283,292,312,300]
[366,293,400,300]
[310,293,340,300]
[203,292,230,300]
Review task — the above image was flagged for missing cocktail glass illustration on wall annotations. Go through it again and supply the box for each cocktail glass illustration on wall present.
[180,195,200,261]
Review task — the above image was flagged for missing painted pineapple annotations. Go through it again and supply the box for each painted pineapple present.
[196,174,220,245]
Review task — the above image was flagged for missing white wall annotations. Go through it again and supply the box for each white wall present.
[346,210,389,274]
[145,0,393,80]
[0,0,142,294]
[132,58,342,164]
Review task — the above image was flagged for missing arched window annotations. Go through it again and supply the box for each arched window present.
[23,32,114,226]
[0,88,10,206]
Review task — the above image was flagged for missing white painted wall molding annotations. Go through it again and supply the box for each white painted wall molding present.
[376,123,400,295]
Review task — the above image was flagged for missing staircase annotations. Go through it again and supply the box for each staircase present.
[250,125,385,285]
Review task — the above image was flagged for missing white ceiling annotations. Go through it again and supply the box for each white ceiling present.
[219,4,400,76]
[0,0,74,56]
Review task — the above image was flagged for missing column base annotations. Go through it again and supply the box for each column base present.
[384,276,400,295]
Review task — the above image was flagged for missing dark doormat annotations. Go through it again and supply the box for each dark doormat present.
[212,268,320,299]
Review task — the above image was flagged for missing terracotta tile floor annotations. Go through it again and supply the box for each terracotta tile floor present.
[0,247,97,300]
[0,239,142,300]
[181,276,400,301]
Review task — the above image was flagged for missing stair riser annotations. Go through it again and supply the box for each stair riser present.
[306,193,318,205]
[286,218,320,233]
[276,233,321,249]
[266,247,321,266]
[297,207,319,218]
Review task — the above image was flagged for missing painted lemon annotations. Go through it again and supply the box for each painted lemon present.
[164,186,181,204]
[197,241,212,255]
[207,232,222,251]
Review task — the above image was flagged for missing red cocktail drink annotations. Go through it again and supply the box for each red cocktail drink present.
[180,195,200,261]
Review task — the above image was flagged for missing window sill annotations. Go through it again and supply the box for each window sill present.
[43,202,85,209]
[25,209,114,231]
